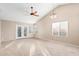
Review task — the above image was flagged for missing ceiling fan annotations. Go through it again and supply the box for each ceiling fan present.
[30,6,39,17]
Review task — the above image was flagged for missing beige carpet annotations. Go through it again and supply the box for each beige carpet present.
[0,38,79,56]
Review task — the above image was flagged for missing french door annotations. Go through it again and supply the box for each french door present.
[16,25,27,39]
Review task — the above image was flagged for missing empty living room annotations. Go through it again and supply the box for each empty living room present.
[0,3,79,57]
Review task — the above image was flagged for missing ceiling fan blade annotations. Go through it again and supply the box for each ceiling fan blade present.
[34,14,39,17]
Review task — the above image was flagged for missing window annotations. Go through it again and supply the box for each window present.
[52,21,68,37]
[52,22,59,36]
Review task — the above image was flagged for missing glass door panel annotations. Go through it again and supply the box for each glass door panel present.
[17,26,22,37]
[23,27,27,37]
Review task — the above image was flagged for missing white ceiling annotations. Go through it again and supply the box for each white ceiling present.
[0,3,62,24]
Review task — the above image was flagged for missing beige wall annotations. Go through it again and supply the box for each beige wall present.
[0,20,1,46]
[36,4,79,45]
[1,20,16,42]
[36,14,52,40]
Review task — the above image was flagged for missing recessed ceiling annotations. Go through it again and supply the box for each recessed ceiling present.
[0,3,62,24]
